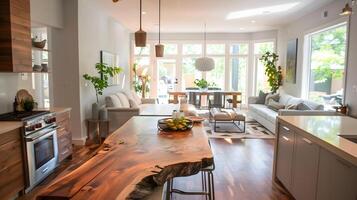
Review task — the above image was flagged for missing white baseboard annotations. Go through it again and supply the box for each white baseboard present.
[72,137,86,146]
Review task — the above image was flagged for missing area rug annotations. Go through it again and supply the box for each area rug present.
[203,120,275,139]
[197,110,275,139]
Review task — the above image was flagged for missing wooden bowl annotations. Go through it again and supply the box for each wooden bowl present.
[157,118,193,132]
[32,39,47,49]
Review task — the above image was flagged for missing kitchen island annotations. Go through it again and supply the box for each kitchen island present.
[37,116,213,200]
[274,115,357,200]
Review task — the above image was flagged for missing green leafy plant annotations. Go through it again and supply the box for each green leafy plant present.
[133,63,151,97]
[260,52,283,93]
[23,98,36,112]
[83,63,122,103]
[194,79,216,89]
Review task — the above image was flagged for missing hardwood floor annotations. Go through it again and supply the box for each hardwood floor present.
[21,139,292,200]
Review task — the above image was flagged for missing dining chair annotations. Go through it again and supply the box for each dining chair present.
[208,92,224,109]
[188,91,200,107]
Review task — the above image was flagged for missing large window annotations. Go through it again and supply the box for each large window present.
[132,40,275,106]
[206,44,225,89]
[182,44,203,89]
[254,41,275,95]
[230,43,249,103]
[306,23,347,107]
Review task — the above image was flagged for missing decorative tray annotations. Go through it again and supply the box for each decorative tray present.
[157,118,193,132]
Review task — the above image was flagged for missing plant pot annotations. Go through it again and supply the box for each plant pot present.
[200,87,208,92]
[92,102,100,120]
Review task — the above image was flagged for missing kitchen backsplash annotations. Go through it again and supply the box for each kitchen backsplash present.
[0,73,49,114]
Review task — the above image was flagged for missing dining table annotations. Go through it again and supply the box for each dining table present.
[169,90,242,108]
[37,116,213,200]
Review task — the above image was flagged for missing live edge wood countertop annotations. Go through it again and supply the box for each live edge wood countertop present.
[37,116,213,200]
[278,115,357,166]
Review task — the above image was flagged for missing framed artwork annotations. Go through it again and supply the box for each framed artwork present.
[286,39,298,83]
[100,50,125,87]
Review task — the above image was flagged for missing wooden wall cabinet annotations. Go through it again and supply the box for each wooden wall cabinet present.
[0,128,25,199]
[0,0,32,72]
[56,110,73,163]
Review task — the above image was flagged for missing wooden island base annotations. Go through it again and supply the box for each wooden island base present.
[37,117,213,200]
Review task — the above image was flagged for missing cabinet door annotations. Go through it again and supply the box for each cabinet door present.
[276,124,295,190]
[317,148,357,200]
[292,134,320,200]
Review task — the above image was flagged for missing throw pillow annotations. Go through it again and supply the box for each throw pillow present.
[297,102,313,110]
[267,99,285,112]
[256,91,269,104]
[285,104,298,110]
[129,99,139,108]
[265,93,280,105]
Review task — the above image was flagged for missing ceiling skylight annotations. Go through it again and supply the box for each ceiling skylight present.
[226,2,301,20]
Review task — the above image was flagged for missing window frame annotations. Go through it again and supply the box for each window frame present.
[302,21,349,106]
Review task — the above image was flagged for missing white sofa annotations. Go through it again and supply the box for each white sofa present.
[105,90,157,133]
[248,93,338,133]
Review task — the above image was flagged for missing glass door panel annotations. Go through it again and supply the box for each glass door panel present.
[231,57,248,104]
[157,59,177,103]
[206,57,225,90]
[182,57,202,89]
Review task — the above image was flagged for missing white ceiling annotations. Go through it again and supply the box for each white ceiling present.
[96,0,335,33]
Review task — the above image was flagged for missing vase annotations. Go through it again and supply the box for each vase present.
[92,102,100,120]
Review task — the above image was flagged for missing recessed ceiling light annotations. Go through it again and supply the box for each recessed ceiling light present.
[239,28,245,30]
[142,11,147,15]
[226,2,300,20]
[251,20,256,23]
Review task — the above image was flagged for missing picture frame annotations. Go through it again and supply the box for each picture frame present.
[286,39,298,83]
[100,50,123,87]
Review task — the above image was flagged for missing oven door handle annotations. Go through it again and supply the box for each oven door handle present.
[26,128,57,142]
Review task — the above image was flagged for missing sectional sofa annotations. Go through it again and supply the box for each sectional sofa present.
[248,93,339,133]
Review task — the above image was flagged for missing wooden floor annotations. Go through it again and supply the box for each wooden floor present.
[21,139,292,200]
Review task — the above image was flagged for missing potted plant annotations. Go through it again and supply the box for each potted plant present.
[260,52,283,94]
[194,79,215,91]
[83,63,122,119]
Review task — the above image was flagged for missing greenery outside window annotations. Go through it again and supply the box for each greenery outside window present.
[306,23,347,108]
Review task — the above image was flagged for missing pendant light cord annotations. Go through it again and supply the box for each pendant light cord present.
[204,23,207,56]
[159,0,161,44]
[140,0,142,30]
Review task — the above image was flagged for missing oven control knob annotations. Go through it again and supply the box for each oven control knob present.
[36,123,42,128]
[26,126,35,132]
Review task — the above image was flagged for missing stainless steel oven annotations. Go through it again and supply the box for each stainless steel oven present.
[0,111,58,192]
[24,114,58,192]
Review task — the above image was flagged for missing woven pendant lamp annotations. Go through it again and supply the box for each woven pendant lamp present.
[155,0,164,57]
[135,0,147,47]
[195,24,214,71]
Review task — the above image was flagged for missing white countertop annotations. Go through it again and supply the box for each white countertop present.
[278,115,357,166]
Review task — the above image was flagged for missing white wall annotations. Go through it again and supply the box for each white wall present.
[278,0,347,97]
[78,0,131,143]
[31,0,64,28]
[345,12,357,117]
[51,0,82,144]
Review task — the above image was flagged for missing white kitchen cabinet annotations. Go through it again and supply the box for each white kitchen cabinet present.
[317,148,357,200]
